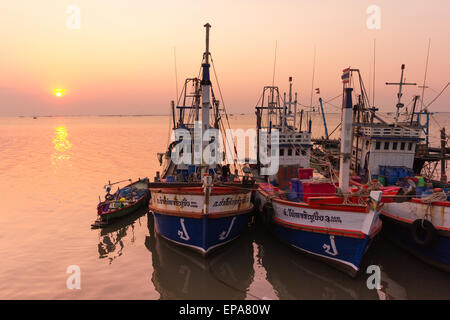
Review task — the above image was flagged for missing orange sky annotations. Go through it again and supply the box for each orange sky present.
[0,0,449,116]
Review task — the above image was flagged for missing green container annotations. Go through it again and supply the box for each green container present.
[416,176,425,187]
[378,175,386,186]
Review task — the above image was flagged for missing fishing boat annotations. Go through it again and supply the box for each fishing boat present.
[348,64,450,273]
[253,73,383,277]
[149,23,254,255]
[92,178,150,228]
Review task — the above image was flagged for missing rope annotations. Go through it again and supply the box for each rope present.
[210,53,242,173]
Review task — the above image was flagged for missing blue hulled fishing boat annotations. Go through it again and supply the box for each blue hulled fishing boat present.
[253,73,383,277]
[348,64,450,273]
[149,23,254,255]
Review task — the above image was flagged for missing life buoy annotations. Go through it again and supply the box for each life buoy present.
[411,219,436,248]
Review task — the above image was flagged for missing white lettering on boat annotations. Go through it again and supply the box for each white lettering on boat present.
[282,208,342,224]
[323,235,339,256]
[156,197,198,208]
[219,217,236,240]
[177,218,190,241]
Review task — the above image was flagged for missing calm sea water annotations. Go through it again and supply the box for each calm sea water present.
[0,114,449,300]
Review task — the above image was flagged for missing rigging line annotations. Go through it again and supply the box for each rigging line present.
[421,38,431,111]
[210,53,242,171]
[430,114,442,131]
[425,81,450,109]
[324,94,342,104]
[306,46,317,128]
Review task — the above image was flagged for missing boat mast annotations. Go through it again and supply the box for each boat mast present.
[339,81,353,194]
[201,23,212,173]
[386,64,416,126]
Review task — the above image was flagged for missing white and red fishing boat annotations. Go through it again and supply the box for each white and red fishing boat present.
[252,73,383,277]
[349,64,450,273]
[149,23,254,255]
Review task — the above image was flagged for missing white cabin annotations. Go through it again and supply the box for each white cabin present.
[354,122,422,177]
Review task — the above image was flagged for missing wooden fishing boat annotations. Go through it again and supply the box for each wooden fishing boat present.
[381,196,450,273]
[92,178,150,228]
[252,74,383,277]
[150,23,254,254]
[344,64,450,273]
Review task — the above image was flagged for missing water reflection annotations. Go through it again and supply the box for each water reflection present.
[51,126,72,164]
[253,228,380,300]
[97,208,148,263]
[364,236,450,300]
[145,214,254,299]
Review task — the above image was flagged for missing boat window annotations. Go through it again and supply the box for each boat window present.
[400,142,405,150]
[280,148,284,156]
[295,148,300,155]
[384,142,389,150]
[301,150,307,156]
[392,142,398,150]
[375,142,381,150]
[288,148,292,156]
[408,143,413,151]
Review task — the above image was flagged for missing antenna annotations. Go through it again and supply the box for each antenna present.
[272,40,277,86]
[309,45,316,109]
[174,47,179,103]
[419,38,431,111]
[386,64,416,126]
[307,46,316,130]
[372,39,376,107]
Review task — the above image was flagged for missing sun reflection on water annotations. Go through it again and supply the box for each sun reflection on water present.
[52,126,72,164]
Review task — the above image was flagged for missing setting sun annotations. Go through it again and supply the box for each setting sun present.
[53,88,65,97]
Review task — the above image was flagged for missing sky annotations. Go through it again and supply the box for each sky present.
[0,0,449,116]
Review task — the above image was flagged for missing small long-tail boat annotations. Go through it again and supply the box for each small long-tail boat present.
[92,178,150,228]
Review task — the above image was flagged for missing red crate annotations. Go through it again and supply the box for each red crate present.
[298,168,314,180]
[278,166,300,189]
[302,182,336,201]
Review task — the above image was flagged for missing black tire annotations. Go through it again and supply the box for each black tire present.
[262,204,274,227]
[411,219,436,248]
[252,198,262,225]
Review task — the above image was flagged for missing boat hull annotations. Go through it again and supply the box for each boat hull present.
[100,196,148,221]
[270,222,374,277]
[382,201,450,273]
[149,187,253,255]
[256,187,382,277]
[152,212,250,255]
